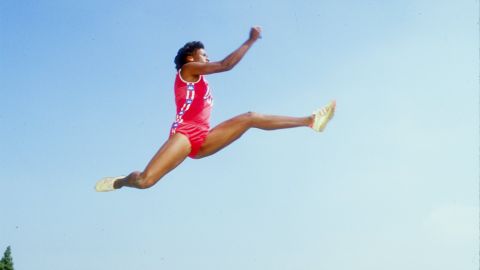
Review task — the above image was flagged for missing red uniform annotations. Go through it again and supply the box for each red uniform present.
[170,71,214,157]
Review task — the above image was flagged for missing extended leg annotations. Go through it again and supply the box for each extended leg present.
[96,133,192,191]
[194,112,313,159]
[115,133,191,189]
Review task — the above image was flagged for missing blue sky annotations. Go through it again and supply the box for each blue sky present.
[1,0,478,269]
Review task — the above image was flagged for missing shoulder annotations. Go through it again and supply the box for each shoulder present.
[180,64,201,82]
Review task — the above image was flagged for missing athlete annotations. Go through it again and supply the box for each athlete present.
[95,26,335,192]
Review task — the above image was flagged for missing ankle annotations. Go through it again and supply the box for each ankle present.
[307,115,314,127]
[113,179,123,189]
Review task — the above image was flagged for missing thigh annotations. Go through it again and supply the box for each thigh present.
[195,113,251,158]
[142,133,192,181]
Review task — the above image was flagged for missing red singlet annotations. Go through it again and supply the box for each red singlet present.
[170,71,214,158]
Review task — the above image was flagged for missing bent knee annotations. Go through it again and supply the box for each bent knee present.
[135,172,157,189]
[240,111,262,124]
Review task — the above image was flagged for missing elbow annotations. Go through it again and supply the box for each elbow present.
[224,65,234,71]
[220,60,235,71]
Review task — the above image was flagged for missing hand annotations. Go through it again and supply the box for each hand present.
[249,26,262,41]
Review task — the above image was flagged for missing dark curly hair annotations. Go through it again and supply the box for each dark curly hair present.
[174,41,205,70]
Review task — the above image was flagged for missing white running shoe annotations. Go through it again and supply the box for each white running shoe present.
[95,176,124,192]
[311,100,336,132]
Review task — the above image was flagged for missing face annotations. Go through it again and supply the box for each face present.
[188,48,209,63]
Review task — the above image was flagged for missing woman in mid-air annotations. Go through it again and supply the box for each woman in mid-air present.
[95,26,336,192]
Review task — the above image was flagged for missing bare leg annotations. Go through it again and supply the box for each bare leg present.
[194,112,313,159]
[114,133,191,189]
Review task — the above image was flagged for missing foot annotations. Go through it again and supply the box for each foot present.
[95,176,125,192]
[310,100,336,132]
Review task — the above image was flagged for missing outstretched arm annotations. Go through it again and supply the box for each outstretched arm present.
[182,26,262,77]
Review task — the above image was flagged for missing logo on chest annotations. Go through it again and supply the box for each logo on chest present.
[204,86,213,106]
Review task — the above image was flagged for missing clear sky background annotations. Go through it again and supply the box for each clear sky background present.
[0,0,478,269]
